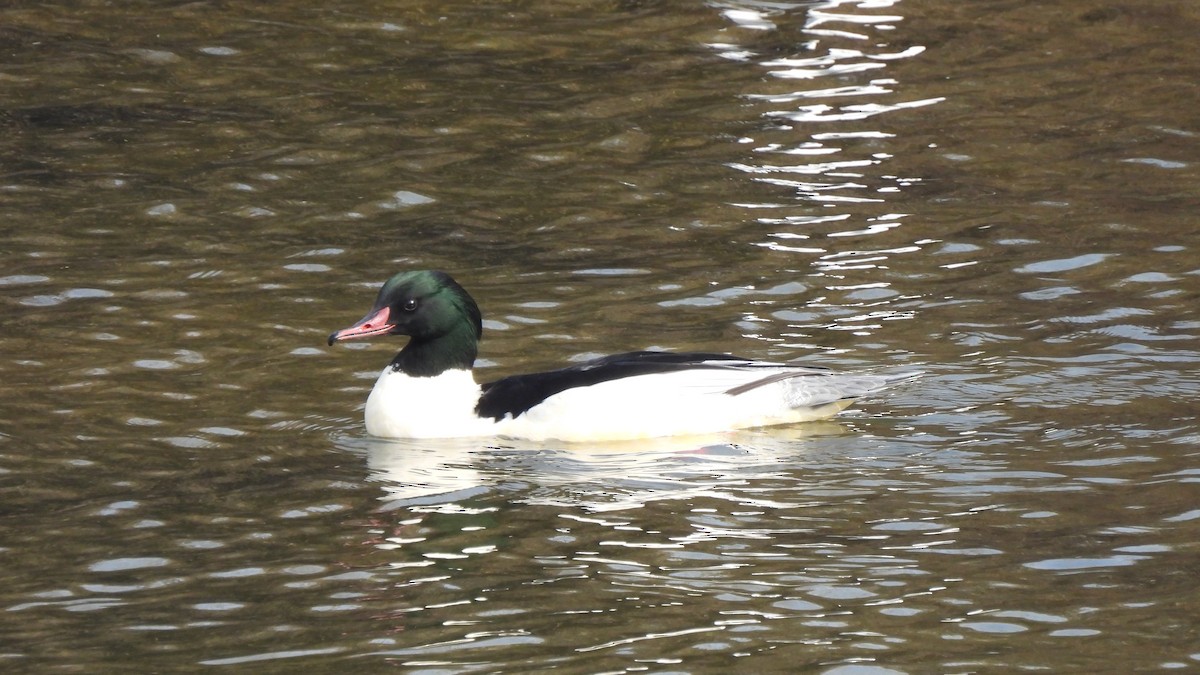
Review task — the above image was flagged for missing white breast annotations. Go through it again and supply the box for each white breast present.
[363,368,495,438]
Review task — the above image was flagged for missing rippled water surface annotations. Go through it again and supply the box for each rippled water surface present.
[3,0,1200,671]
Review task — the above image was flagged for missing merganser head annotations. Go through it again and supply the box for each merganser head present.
[328,271,483,375]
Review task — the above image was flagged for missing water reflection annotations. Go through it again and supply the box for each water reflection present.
[343,424,851,513]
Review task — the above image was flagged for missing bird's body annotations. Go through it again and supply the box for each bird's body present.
[329,271,913,442]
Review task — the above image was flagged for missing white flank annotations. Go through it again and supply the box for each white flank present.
[362,363,907,442]
[498,368,878,442]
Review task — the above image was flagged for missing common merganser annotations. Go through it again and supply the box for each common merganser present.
[328,270,913,442]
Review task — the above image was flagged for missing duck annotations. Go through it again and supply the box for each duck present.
[328,270,914,442]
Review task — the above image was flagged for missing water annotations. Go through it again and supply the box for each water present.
[3,0,1200,671]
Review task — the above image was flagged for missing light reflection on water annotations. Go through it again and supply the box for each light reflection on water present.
[717,0,943,267]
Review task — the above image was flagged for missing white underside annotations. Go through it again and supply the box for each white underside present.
[362,365,901,442]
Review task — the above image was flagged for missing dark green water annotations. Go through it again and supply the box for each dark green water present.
[3,0,1199,671]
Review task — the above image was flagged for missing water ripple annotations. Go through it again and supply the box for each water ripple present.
[3,0,1199,672]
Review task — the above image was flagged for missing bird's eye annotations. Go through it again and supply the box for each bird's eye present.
[402,298,418,312]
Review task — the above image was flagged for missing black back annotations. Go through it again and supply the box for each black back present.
[475,350,779,421]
